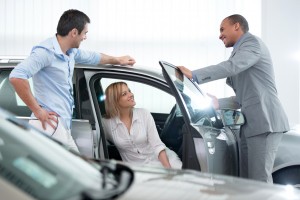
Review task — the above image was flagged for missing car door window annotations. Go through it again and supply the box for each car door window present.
[100,78,175,114]
[159,61,221,129]
[0,70,32,116]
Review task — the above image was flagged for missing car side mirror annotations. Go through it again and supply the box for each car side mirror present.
[220,109,245,127]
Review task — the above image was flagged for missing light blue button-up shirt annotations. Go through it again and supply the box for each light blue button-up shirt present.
[9,36,101,129]
[233,33,246,50]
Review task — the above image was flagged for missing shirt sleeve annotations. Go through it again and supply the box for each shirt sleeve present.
[192,35,261,84]
[101,118,113,143]
[218,96,240,109]
[9,47,51,79]
[142,109,166,158]
[74,49,101,65]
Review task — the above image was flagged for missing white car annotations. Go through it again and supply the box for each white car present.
[0,57,300,189]
[1,107,300,200]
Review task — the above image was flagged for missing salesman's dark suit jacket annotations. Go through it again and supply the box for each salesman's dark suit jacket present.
[192,32,290,137]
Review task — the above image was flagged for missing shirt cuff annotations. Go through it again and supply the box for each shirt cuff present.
[192,72,199,83]
[154,145,166,158]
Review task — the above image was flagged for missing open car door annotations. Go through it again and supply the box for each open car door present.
[159,61,239,177]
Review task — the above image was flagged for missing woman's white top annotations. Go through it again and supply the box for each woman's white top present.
[102,108,182,168]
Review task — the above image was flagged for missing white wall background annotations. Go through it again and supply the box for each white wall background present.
[262,0,300,127]
[0,0,299,126]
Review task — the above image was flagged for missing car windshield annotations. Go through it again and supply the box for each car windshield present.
[160,61,217,126]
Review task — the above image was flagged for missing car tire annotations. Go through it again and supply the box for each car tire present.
[273,165,300,189]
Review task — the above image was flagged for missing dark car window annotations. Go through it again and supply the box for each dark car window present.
[0,70,31,116]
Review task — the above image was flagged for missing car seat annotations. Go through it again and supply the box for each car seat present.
[160,104,185,156]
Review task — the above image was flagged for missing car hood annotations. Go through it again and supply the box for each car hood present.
[119,164,300,200]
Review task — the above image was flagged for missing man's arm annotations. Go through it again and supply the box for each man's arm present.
[206,94,240,110]
[9,78,57,129]
[99,53,135,66]
[218,96,240,109]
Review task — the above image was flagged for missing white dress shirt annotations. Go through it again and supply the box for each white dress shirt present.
[102,108,167,166]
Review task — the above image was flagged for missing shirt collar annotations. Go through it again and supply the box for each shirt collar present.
[233,33,247,49]
[52,35,77,60]
[52,35,64,56]
[111,108,140,129]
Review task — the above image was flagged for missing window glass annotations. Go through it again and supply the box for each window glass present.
[161,62,219,128]
[0,71,32,116]
[100,78,175,114]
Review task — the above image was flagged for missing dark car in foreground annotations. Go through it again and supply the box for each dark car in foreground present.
[0,57,300,188]
[1,107,300,200]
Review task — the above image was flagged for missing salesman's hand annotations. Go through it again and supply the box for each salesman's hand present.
[206,93,219,110]
[177,66,192,79]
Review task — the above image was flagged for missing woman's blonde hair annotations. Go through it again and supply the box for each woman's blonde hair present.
[104,81,128,118]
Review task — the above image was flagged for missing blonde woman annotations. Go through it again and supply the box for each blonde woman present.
[102,82,182,169]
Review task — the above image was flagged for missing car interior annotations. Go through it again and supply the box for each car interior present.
[94,77,185,162]
[159,104,185,158]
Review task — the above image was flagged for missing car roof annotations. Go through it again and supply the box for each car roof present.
[0,57,165,81]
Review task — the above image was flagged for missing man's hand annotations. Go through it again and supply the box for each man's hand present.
[10,78,59,129]
[206,93,220,110]
[177,66,192,79]
[33,108,58,130]
[117,55,136,66]
[100,54,136,66]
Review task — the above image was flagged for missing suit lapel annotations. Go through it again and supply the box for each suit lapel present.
[230,50,237,58]
[227,33,249,90]
[229,32,251,59]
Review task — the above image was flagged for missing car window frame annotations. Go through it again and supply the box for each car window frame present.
[159,61,221,129]
[89,71,174,117]
[99,78,176,114]
[87,70,175,157]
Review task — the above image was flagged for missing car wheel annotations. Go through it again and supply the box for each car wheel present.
[273,165,300,189]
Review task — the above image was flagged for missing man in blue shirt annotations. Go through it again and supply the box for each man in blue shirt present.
[9,9,135,152]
